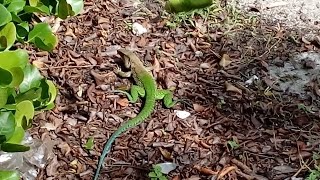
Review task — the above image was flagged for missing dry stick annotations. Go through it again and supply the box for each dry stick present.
[40,65,99,70]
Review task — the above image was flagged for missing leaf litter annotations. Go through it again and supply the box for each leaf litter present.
[24,0,320,180]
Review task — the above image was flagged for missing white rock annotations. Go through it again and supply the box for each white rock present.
[132,22,147,36]
[174,110,191,119]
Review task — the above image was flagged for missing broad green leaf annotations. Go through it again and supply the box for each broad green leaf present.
[23,3,50,15]
[0,67,13,86]
[66,0,83,15]
[0,135,5,144]
[15,100,34,127]
[29,0,38,6]
[0,87,8,108]
[6,0,26,13]
[8,67,24,87]
[0,49,28,70]
[148,172,157,178]
[19,64,43,93]
[15,87,41,102]
[0,22,17,50]
[45,80,57,105]
[0,170,20,180]
[16,22,29,39]
[28,23,57,51]
[84,136,94,150]
[57,0,72,19]
[10,13,23,23]
[1,142,30,152]
[0,111,15,140]
[5,126,25,144]
[0,4,12,27]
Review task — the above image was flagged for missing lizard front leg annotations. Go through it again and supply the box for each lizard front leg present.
[114,85,145,103]
[156,89,177,108]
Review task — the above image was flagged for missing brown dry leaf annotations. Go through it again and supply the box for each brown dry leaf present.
[32,60,45,68]
[57,142,71,156]
[194,165,218,175]
[46,155,59,176]
[225,81,242,94]
[172,175,181,180]
[42,123,56,131]
[185,176,201,180]
[193,104,206,112]
[314,83,320,96]
[153,56,161,73]
[165,72,177,90]
[159,147,172,160]
[117,98,129,107]
[217,166,237,179]
[219,54,232,68]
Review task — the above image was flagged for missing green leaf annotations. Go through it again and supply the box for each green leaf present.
[29,0,38,6]
[0,67,13,86]
[0,135,6,144]
[0,4,12,26]
[19,64,43,93]
[148,172,157,178]
[57,0,72,19]
[159,176,168,180]
[1,142,30,152]
[28,23,57,51]
[0,111,15,141]
[0,49,28,70]
[84,136,94,150]
[0,170,20,180]
[23,3,50,15]
[66,0,83,15]
[44,80,57,105]
[5,126,25,144]
[6,0,26,13]
[0,87,9,108]
[10,13,23,23]
[16,22,29,39]
[0,22,17,50]
[15,100,34,127]
[15,87,42,102]
[8,67,24,87]
[57,0,83,19]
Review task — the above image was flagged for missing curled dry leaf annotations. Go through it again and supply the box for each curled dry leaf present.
[117,98,129,107]
[225,82,242,94]
[217,166,237,179]
[219,54,232,68]
[193,104,206,112]
[159,147,172,160]
[57,142,71,156]
[194,165,218,175]
[46,155,59,176]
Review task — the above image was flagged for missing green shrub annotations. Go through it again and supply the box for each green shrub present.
[0,0,84,51]
[0,49,57,152]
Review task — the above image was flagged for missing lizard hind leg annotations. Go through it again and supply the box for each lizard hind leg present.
[114,85,145,103]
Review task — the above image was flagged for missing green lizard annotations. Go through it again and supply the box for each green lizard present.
[93,48,177,180]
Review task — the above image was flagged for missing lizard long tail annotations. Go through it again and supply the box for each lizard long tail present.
[93,77,156,180]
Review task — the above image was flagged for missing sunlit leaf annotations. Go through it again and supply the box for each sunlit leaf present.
[66,0,83,15]
[0,111,15,141]
[15,100,34,127]
[24,2,50,14]
[8,67,24,87]
[0,4,12,26]
[0,22,17,50]
[5,126,25,144]
[0,170,20,180]
[19,64,43,93]
[29,0,38,6]
[6,0,26,13]
[0,49,28,70]
[0,87,9,108]
[28,23,57,51]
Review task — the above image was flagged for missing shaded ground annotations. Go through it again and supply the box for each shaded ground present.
[28,0,320,180]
